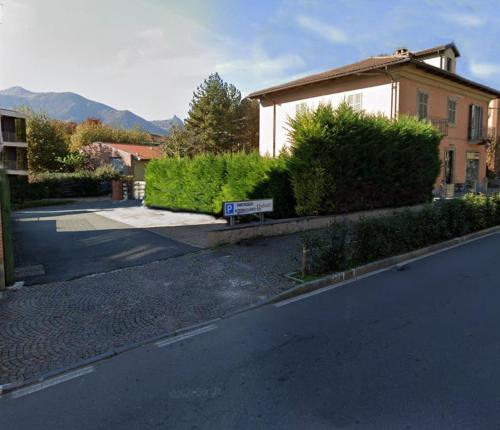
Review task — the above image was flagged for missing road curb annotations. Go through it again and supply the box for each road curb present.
[2,225,498,397]
[270,225,500,304]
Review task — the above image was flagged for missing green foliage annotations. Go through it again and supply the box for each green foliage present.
[160,126,203,158]
[27,113,71,172]
[181,73,258,154]
[145,154,225,213]
[288,103,442,215]
[10,169,119,202]
[70,118,152,151]
[56,152,89,172]
[12,199,75,211]
[305,193,500,275]
[145,152,295,217]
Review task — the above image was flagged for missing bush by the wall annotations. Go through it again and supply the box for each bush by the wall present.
[304,194,500,275]
[146,154,226,214]
[288,103,442,216]
[145,152,296,217]
[10,167,119,202]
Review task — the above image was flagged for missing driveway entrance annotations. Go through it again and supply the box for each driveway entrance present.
[13,200,198,285]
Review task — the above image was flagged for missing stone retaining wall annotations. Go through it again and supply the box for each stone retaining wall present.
[207,203,426,247]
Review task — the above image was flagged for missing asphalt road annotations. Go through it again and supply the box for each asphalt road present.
[2,233,500,429]
[13,200,196,284]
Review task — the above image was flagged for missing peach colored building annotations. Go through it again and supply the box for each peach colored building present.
[82,142,161,181]
[249,43,500,193]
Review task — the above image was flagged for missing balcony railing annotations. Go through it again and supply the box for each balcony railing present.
[468,126,496,143]
[2,130,27,143]
[1,160,28,171]
[430,118,449,136]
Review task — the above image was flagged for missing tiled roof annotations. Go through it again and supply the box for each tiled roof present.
[248,56,411,98]
[248,43,500,98]
[413,42,461,58]
[104,143,162,160]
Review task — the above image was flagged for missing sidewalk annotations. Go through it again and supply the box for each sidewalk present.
[0,234,301,385]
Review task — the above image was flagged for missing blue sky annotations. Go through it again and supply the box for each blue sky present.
[0,0,499,119]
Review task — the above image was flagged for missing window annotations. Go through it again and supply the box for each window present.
[468,104,484,141]
[445,57,453,72]
[417,91,428,120]
[448,98,457,125]
[444,150,454,184]
[347,93,363,111]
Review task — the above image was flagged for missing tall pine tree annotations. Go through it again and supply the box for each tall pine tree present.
[184,73,257,154]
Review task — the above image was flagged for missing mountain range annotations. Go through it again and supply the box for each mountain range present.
[0,86,183,136]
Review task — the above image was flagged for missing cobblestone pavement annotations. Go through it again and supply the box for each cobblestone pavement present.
[0,234,301,384]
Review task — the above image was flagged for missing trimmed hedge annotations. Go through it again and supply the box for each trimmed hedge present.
[145,152,295,217]
[145,104,442,219]
[288,103,442,215]
[304,194,500,275]
[10,167,119,202]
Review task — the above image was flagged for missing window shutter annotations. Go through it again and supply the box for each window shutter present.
[468,104,473,140]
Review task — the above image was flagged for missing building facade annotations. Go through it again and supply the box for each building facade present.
[82,142,161,181]
[249,43,499,193]
[0,108,28,177]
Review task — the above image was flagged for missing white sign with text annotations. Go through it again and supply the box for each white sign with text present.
[223,199,273,217]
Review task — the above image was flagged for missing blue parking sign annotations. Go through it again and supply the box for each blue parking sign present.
[225,203,235,216]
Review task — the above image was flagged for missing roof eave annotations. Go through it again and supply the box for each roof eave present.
[410,59,500,97]
[247,58,411,99]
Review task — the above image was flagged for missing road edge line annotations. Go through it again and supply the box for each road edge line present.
[271,226,500,306]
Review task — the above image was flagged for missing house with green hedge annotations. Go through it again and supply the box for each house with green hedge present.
[249,43,500,195]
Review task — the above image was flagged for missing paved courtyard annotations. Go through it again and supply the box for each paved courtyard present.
[13,200,223,285]
[1,200,302,384]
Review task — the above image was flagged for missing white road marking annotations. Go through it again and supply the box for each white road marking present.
[9,366,95,399]
[156,324,217,348]
[275,231,500,308]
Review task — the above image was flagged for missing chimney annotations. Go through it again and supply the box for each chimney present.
[394,47,410,57]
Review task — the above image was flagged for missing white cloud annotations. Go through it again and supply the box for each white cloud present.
[469,61,500,78]
[217,53,304,77]
[445,12,482,28]
[296,15,348,44]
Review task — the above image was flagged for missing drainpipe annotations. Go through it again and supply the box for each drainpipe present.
[272,102,276,157]
[262,94,277,157]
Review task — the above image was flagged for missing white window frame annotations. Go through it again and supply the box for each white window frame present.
[347,93,363,111]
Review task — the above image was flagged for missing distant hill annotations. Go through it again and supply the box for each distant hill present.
[0,86,181,136]
[151,116,184,131]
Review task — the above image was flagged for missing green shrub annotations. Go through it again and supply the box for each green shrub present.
[10,168,119,202]
[288,103,442,216]
[305,194,500,275]
[145,151,296,217]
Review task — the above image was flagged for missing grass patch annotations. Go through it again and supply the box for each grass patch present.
[12,199,76,211]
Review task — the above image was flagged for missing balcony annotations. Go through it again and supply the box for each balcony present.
[2,159,28,172]
[468,126,496,144]
[1,130,27,143]
[430,118,449,136]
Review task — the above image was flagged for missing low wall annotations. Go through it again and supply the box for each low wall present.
[207,203,426,248]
